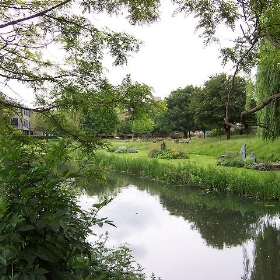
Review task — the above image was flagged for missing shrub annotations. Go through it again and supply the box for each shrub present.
[0,135,145,279]
[148,149,160,158]
[148,148,189,159]
[217,151,244,167]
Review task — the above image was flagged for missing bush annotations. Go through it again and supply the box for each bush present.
[148,148,189,159]
[148,149,159,158]
[217,151,244,167]
[0,135,145,279]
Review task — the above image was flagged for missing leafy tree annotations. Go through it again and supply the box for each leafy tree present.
[0,1,158,145]
[172,0,280,138]
[32,112,67,139]
[191,74,246,138]
[163,85,198,138]
[256,40,280,139]
[118,119,133,137]
[151,100,170,137]
[131,116,154,136]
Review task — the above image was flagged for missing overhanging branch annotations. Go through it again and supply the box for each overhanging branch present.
[0,0,72,29]
[224,92,280,130]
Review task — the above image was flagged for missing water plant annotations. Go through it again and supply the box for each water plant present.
[96,151,280,200]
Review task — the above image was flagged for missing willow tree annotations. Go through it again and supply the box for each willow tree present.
[256,41,280,139]
[172,0,280,139]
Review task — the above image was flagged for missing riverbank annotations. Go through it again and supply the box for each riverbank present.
[94,135,280,201]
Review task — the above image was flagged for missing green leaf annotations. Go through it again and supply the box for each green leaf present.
[0,234,9,241]
[33,268,49,275]
[54,210,68,217]
[18,225,35,231]
[28,197,39,206]
[59,219,66,229]
[27,254,36,268]
[35,275,47,280]
[29,274,36,280]
[0,256,6,265]
[36,247,54,263]
[19,274,29,280]
[37,219,47,230]
[50,220,60,232]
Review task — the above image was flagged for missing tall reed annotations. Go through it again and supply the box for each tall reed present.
[95,152,280,201]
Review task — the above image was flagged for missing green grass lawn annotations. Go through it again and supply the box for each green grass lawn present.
[107,135,280,163]
[103,135,280,180]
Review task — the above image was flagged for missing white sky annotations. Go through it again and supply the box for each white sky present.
[4,0,236,105]
[94,0,235,100]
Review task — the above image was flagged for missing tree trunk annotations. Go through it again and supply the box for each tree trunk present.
[225,125,231,140]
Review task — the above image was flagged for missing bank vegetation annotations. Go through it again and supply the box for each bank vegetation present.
[94,136,280,201]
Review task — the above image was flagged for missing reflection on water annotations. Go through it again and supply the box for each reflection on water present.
[78,172,280,280]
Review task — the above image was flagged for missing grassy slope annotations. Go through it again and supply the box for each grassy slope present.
[104,135,280,183]
[93,135,280,199]
[107,135,280,164]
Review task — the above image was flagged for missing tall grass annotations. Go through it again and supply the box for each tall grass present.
[96,151,280,201]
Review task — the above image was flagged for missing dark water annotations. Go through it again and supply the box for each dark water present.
[78,173,280,280]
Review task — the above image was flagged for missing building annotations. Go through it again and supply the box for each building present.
[11,108,33,135]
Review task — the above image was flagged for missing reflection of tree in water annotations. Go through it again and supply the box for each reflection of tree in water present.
[85,172,280,249]
[161,195,258,249]
[79,175,125,198]
[243,223,280,280]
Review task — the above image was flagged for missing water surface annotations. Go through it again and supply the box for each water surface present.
[79,173,280,280]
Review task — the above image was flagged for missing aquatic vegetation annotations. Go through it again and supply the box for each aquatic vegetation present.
[96,152,280,201]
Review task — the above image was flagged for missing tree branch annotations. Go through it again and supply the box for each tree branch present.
[0,98,60,112]
[224,92,280,130]
[0,0,72,29]
[241,92,280,124]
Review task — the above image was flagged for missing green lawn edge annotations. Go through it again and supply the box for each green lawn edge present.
[95,136,280,201]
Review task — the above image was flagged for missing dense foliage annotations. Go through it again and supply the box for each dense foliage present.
[0,135,146,279]
[191,74,246,134]
[162,86,196,137]
[172,0,280,137]
[1,0,280,276]
[0,1,157,146]
[256,40,280,139]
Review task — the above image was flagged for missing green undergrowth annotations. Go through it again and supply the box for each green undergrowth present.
[95,151,280,201]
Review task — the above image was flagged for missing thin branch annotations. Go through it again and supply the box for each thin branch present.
[0,98,60,112]
[0,71,68,83]
[0,0,72,29]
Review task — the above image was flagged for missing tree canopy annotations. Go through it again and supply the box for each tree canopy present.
[163,85,197,137]
[0,0,158,146]
[2,0,280,140]
[191,73,246,135]
[172,0,280,138]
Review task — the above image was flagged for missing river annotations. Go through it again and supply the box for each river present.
[78,172,280,280]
